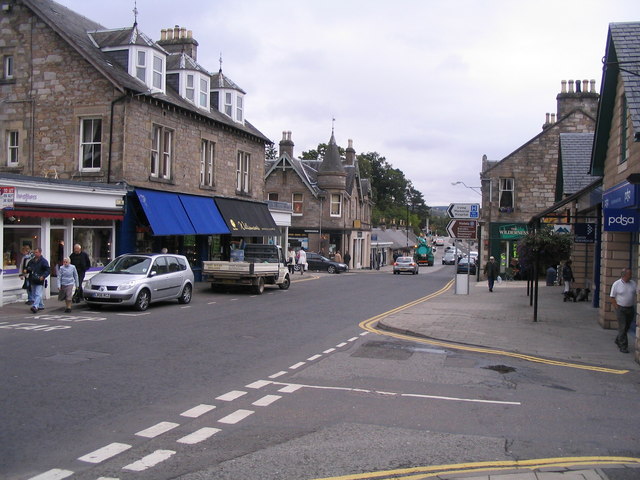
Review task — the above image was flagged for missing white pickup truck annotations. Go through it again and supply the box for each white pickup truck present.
[202,244,291,294]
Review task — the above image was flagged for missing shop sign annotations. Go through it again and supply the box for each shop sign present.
[574,223,596,243]
[603,181,638,209]
[603,208,640,232]
[1,186,15,209]
[498,224,528,239]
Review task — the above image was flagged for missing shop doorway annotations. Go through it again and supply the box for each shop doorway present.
[49,227,67,291]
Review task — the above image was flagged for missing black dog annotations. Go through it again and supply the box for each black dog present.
[575,288,590,302]
[563,290,577,302]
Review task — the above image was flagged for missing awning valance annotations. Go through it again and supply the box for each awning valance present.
[3,207,123,221]
[214,197,279,236]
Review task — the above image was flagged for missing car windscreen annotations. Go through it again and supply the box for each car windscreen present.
[102,256,152,274]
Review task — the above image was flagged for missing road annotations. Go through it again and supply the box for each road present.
[1,261,637,479]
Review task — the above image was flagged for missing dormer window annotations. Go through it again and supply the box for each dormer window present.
[186,74,195,102]
[199,77,209,109]
[152,54,163,89]
[131,47,165,93]
[211,70,246,123]
[236,95,243,122]
[225,92,232,117]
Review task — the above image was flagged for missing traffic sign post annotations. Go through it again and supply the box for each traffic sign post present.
[447,203,479,219]
[446,219,477,239]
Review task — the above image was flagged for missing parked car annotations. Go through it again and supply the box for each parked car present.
[84,253,194,311]
[393,256,419,275]
[456,257,477,275]
[442,251,457,265]
[469,251,479,263]
[305,252,347,273]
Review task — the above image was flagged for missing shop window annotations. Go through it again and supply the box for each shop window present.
[292,193,303,215]
[7,130,19,166]
[151,124,173,180]
[330,193,342,217]
[2,227,40,272]
[79,118,102,171]
[200,139,215,187]
[236,151,250,193]
[499,178,514,211]
[74,222,114,268]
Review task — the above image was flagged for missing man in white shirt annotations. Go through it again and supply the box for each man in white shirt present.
[609,268,637,353]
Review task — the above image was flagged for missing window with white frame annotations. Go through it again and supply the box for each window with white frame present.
[7,130,19,166]
[236,95,243,122]
[236,151,250,193]
[152,54,164,90]
[79,118,102,171]
[225,92,233,117]
[199,77,209,109]
[292,193,303,215]
[135,50,146,82]
[200,139,215,187]
[499,178,514,209]
[185,74,195,102]
[151,125,173,179]
[330,193,342,216]
[3,55,14,80]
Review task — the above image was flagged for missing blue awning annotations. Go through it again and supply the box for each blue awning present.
[136,189,196,235]
[178,194,230,235]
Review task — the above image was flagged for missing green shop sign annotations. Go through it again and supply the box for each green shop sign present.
[498,224,528,239]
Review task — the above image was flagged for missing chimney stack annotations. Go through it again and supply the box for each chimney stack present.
[556,78,599,119]
[279,131,294,158]
[345,139,356,165]
[157,25,199,61]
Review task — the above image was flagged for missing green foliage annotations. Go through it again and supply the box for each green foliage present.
[516,227,572,270]
[265,143,278,160]
[300,143,345,160]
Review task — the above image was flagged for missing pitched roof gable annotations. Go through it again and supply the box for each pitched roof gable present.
[557,133,598,199]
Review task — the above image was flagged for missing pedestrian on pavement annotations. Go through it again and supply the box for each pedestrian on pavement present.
[483,256,499,292]
[297,248,307,275]
[57,257,79,313]
[609,267,637,354]
[69,243,91,303]
[546,265,557,286]
[19,245,35,305]
[344,251,351,270]
[562,260,575,297]
[334,250,342,264]
[26,247,50,313]
[287,247,296,274]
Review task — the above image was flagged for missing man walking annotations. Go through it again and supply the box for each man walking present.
[69,243,91,302]
[483,256,499,292]
[610,267,637,354]
[26,247,50,313]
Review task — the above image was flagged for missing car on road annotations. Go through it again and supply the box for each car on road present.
[393,256,419,275]
[305,252,347,273]
[433,237,445,246]
[442,251,457,265]
[469,251,478,263]
[84,253,194,311]
[456,257,477,275]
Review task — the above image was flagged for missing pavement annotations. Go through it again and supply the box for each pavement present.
[3,267,639,480]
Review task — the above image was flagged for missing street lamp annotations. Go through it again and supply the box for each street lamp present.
[451,181,481,195]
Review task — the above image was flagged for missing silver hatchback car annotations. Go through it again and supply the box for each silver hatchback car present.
[84,253,194,311]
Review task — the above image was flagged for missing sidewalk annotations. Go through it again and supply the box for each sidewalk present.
[377,273,639,480]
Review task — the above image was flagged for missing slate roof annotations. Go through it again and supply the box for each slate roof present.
[558,133,598,196]
[318,133,346,174]
[591,22,640,175]
[211,70,246,94]
[166,52,210,74]
[23,0,269,143]
[371,227,418,250]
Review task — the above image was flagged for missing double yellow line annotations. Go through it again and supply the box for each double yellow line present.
[359,280,629,375]
[309,456,640,480]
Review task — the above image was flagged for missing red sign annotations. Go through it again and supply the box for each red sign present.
[1,186,15,209]
[446,219,477,239]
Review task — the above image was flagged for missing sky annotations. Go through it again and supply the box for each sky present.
[56,0,638,206]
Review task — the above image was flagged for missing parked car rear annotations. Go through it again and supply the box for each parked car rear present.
[84,253,194,311]
[305,252,347,273]
[456,257,477,275]
[393,256,419,275]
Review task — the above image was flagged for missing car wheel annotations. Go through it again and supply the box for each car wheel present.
[253,277,265,295]
[278,274,291,290]
[178,283,192,304]
[327,265,336,274]
[293,264,301,272]
[134,289,150,311]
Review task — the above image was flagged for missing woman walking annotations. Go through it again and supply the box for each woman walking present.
[58,257,79,313]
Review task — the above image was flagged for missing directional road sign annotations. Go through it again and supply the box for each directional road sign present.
[447,203,480,219]
[446,219,477,239]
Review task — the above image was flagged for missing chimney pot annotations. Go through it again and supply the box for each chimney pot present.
[551,113,556,123]
[590,79,596,93]
[161,29,166,40]
[173,26,180,38]
[575,80,581,93]
[568,80,574,93]
[180,27,186,39]
[187,30,193,39]
[582,79,588,92]
[561,80,567,93]
[545,113,550,124]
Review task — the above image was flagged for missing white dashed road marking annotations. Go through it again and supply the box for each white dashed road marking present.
[177,427,221,445]
[278,384,302,393]
[307,354,322,361]
[218,409,254,424]
[246,380,271,389]
[336,342,347,347]
[289,362,305,369]
[252,395,282,407]
[78,442,131,463]
[28,469,74,480]
[181,404,216,418]
[122,449,176,471]
[323,348,336,354]
[136,421,180,438]
[269,371,287,378]
[216,390,247,401]
[348,336,359,342]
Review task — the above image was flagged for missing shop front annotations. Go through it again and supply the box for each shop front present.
[487,223,528,277]
[1,175,126,305]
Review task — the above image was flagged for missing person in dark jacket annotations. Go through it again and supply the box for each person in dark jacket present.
[562,260,575,298]
[69,243,91,302]
[483,256,500,292]
[26,247,50,313]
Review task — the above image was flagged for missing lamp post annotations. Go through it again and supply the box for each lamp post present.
[451,181,482,196]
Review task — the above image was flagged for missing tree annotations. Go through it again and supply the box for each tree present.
[516,227,572,273]
[265,143,277,160]
[300,143,345,160]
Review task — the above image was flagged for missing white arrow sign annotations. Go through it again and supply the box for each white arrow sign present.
[447,203,480,219]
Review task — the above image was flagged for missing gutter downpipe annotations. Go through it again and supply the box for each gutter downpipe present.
[108,94,128,184]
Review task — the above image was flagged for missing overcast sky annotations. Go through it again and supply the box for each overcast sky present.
[57,0,637,206]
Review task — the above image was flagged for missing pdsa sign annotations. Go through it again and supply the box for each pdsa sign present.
[603,209,640,232]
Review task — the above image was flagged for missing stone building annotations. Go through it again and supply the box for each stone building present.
[0,0,281,294]
[479,79,599,274]
[589,22,640,362]
[265,131,372,269]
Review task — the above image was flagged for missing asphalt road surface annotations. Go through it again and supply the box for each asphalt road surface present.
[1,262,637,479]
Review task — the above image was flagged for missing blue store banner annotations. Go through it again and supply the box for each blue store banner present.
[603,208,640,232]
[603,181,639,209]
